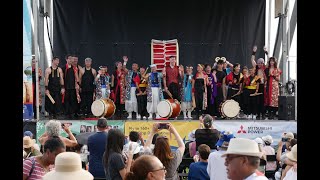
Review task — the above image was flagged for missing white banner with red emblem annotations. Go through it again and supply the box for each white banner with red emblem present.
[212,121,297,146]
[151,39,179,71]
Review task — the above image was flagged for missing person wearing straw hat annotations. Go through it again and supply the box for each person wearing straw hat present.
[281,144,297,180]
[222,138,268,180]
[23,136,42,159]
[24,130,40,151]
[42,152,93,180]
[207,131,235,180]
[146,64,164,119]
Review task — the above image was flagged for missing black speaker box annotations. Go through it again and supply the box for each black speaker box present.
[278,96,295,120]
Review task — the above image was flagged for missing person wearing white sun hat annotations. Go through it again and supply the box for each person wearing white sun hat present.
[42,152,93,180]
[282,144,297,180]
[222,138,268,180]
[261,135,277,171]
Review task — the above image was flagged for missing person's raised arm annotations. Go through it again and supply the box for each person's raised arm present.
[251,45,257,68]
[138,132,145,146]
[144,123,159,148]
[168,123,185,155]
[276,140,283,162]
[62,125,78,147]
[264,46,270,65]
[122,56,128,72]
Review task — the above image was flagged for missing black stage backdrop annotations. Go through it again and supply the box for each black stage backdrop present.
[53,0,265,70]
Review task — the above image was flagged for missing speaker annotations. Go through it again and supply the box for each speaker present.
[278,96,295,120]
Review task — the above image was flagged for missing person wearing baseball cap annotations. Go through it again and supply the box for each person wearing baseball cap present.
[261,135,277,171]
[207,131,235,180]
[222,138,268,180]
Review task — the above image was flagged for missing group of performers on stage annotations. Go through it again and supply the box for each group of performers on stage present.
[43,46,281,120]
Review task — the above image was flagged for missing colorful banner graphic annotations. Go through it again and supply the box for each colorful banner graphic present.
[124,121,199,148]
[36,120,125,146]
[23,0,33,120]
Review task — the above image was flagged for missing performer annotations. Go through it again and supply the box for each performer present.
[111,56,128,119]
[214,60,227,118]
[204,64,217,116]
[192,64,208,119]
[62,54,80,119]
[264,57,281,119]
[44,57,64,119]
[31,56,42,119]
[222,57,233,75]
[240,66,249,117]
[146,64,164,119]
[125,62,140,119]
[181,66,194,119]
[79,57,97,117]
[162,56,181,101]
[243,68,261,119]
[226,63,243,103]
[251,46,269,119]
[135,66,149,119]
[73,55,82,117]
[95,66,110,99]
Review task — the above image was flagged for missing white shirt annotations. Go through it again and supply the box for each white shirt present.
[207,150,229,180]
[283,167,297,180]
[244,172,268,180]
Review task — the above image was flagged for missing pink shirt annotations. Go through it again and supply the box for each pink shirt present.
[23,157,47,180]
[262,146,277,171]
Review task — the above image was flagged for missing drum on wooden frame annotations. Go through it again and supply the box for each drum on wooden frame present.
[219,99,240,118]
[157,99,181,118]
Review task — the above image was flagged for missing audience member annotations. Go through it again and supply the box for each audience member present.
[23,137,66,180]
[195,115,220,150]
[261,135,277,171]
[282,145,297,180]
[87,118,108,178]
[42,152,93,180]
[144,122,185,180]
[23,136,42,159]
[124,155,166,180]
[188,144,210,180]
[24,130,40,151]
[222,138,268,180]
[207,131,235,180]
[103,129,133,180]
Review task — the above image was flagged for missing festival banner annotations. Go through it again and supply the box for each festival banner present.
[36,120,125,145]
[23,0,33,120]
[124,121,199,148]
[212,121,297,146]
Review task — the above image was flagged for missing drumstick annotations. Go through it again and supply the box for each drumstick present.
[250,92,263,96]
[46,93,55,104]
[165,89,173,99]
[231,93,241,98]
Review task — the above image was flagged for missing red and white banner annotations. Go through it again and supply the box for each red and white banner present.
[151,39,179,71]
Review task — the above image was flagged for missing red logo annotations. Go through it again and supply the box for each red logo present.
[237,125,247,134]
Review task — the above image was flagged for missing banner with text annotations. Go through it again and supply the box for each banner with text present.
[36,120,124,145]
[212,121,297,146]
[124,121,199,148]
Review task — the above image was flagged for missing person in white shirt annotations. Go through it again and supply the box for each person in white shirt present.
[207,131,235,180]
[261,135,277,171]
[282,144,297,180]
[222,138,268,180]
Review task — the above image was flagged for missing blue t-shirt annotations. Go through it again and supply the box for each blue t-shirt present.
[87,132,108,178]
[188,162,210,180]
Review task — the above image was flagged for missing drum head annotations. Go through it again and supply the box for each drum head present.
[91,100,105,117]
[222,100,240,118]
[157,100,172,118]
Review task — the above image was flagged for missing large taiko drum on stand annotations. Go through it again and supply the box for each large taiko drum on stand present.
[157,99,181,118]
[91,98,116,118]
[219,99,240,118]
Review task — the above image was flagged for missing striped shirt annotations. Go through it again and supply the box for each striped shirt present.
[23,157,47,180]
